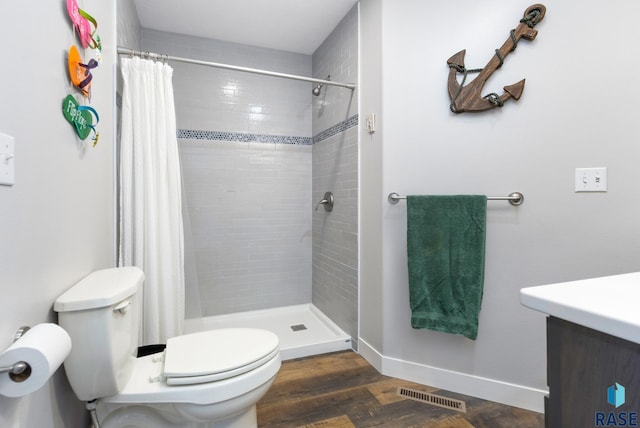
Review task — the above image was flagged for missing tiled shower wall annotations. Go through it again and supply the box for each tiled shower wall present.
[140,4,359,334]
[312,5,359,343]
[141,29,312,137]
[179,140,312,315]
[141,30,314,315]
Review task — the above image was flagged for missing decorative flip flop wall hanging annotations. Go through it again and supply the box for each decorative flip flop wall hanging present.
[63,0,102,147]
[447,4,546,114]
[68,45,98,99]
[66,0,101,51]
[62,94,100,146]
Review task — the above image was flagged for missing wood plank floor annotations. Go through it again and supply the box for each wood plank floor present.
[257,351,544,428]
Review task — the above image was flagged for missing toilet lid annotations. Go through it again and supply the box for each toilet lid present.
[163,328,279,386]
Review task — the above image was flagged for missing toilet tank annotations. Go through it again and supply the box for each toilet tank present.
[54,267,145,401]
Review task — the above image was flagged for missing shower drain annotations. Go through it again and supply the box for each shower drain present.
[397,387,467,413]
[290,324,307,332]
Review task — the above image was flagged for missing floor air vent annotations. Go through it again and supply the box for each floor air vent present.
[397,387,467,413]
[290,324,307,331]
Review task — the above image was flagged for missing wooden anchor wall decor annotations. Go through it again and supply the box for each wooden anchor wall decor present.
[447,4,546,114]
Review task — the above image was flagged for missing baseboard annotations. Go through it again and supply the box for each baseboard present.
[358,338,547,413]
[358,337,384,372]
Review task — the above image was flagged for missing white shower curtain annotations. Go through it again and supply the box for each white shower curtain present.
[119,57,184,345]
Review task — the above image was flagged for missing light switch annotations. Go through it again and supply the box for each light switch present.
[0,133,15,186]
[366,113,376,134]
[575,167,607,192]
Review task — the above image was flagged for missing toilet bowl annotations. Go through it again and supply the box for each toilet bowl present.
[54,267,281,428]
[97,328,280,427]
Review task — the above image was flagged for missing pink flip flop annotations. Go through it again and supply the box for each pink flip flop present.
[66,0,100,50]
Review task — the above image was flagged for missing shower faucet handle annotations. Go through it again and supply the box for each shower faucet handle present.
[315,192,334,212]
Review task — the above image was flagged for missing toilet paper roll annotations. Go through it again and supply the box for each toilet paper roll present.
[0,323,71,397]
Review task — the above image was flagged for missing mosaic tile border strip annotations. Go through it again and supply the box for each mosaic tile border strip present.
[177,129,313,145]
[177,114,358,145]
[313,115,359,144]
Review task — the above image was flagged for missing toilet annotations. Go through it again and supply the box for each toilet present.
[53,267,281,428]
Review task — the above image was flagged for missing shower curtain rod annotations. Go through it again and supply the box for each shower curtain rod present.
[117,46,356,90]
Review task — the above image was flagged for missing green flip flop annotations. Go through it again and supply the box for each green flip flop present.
[62,94,100,146]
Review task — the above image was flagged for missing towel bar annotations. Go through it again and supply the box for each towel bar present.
[388,192,524,206]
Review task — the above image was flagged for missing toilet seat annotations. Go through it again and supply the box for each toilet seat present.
[101,328,281,405]
[164,328,280,385]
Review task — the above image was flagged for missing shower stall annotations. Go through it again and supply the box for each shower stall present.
[133,6,359,359]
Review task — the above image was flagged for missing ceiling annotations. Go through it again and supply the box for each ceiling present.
[132,0,358,55]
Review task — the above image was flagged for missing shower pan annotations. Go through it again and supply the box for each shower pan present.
[184,304,351,361]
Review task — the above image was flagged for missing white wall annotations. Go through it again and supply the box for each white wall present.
[360,0,640,412]
[0,1,116,427]
[359,0,385,353]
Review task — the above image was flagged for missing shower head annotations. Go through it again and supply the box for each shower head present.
[312,75,331,96]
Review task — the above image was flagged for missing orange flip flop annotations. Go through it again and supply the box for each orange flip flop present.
[68,45,98,98]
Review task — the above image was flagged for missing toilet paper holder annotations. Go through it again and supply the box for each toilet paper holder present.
[0,326,31,381]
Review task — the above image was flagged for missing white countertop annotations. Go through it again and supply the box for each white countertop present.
[520,272,640,344]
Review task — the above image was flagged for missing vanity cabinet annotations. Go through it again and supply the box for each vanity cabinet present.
[546,316,640,428]
[520,273,640,428]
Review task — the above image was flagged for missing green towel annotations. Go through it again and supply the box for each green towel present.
[407,195,487,340]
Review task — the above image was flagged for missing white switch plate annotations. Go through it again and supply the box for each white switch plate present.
[575,167,607,192]
[0,133,15,186]
[366,113,376,134]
